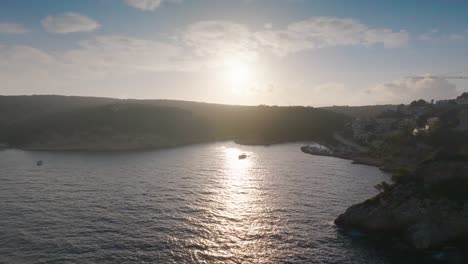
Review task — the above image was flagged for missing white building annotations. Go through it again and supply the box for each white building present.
[427,117,440,128]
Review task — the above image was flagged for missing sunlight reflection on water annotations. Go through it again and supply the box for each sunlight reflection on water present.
[0,142,397,263]
[216,147,274,261]
[189,146,279,262]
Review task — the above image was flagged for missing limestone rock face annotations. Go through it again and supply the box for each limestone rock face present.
[335,179,468,249]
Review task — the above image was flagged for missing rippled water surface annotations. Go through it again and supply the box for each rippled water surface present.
[1,142,396,263]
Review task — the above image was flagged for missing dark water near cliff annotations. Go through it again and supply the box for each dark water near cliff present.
[0,142,414,263]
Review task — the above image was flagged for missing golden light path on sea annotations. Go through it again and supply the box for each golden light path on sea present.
[192,146,280,262]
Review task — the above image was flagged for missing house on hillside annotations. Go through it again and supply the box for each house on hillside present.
[375,117,398,133]
[435,99,456,108]
[427,117,440,129]
[374,108,408,133]
[352,115,403,144]
[352,118,375,143]
[398,118,417,130]
[412,117,440,136]
[406,100,432,118]
[456,93,468,105]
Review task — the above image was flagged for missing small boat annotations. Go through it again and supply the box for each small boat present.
[238,154,247,159]
[36,160,43,166]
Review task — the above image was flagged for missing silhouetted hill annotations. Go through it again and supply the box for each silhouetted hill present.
[0,95,118,125]
[0,95,350,150]
[322,105,398,118]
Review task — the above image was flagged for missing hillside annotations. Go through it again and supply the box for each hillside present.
[0,95,118,125]
[332,96,468,252]
[322,104,398,118]
[0,95,351,150]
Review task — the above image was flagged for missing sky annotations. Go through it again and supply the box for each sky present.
[1,0,468,106]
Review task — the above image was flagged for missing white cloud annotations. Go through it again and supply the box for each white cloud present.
[0,45,61,94]
[0,36,201,96]
[0,17,421,103]
[418,28,439,41]
[0,23,29,34]
[183,17,410,58]
[0,38,460,104]
[364,29,409,48]
[364,76,459,104]
[419,29,466,41]
[307,77,460,106]
[124,0,180,11]
[63,35,195,72]
[0,35,197,85]
[183,20,259,66]
[41,12,100,34]
[449,34,464,40]
[255,17,409,56]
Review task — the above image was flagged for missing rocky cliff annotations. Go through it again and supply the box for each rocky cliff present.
[335,161,468,250]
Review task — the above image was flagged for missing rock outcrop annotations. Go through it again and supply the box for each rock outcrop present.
[335,161,468,250]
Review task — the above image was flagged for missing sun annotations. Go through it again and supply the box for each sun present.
[223,57,254,92]
[226,59,251,84]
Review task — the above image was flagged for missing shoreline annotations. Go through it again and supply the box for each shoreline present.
[301,144,468,262]
[300,144,384,168]
[0,140,313,153]
[1,139,322,152]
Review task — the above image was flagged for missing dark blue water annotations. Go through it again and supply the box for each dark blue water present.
[0,142,397,263]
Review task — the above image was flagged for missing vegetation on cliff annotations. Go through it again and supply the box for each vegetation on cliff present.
[334,95,468,255]
[322,104,398,118]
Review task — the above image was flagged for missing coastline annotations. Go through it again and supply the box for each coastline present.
[5,138,467,261]
[2,139,227,152]
[300,144,384,168]
[5,138,319,152]
[301,143,468,262]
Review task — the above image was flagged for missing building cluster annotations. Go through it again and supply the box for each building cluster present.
[435,92,468,107]
[351,114,414,145]
[351,93,468,146]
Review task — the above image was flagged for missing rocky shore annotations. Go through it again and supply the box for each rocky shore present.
[334,160,468,261]
[302,142,468,261]
[300,144,383,167]
[335,181,468,248]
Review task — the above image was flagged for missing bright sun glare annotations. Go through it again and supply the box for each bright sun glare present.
[223,57,255,92]
[222,147,252,180]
